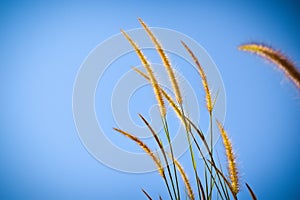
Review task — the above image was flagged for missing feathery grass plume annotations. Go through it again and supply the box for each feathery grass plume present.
[239,43,300,90]
[121,30,166,117]
[171,156,195,200]
[138,18,183,104]
[132,67,191,132]
[181,41,212,113]
[113,128,164,177]
[216,121,239,196]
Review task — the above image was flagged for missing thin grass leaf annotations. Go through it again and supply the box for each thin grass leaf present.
[245,183,257,200]
[197,176,206,200]
[142,189,153,200]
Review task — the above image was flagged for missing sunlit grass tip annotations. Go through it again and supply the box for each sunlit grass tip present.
[239,43,300,90]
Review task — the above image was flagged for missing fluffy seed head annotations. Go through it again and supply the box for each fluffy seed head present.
[138,18,183,104]
[121,30,166,116]
[239,43,300,90]
[181,41,212,113]
[216,121,239,195]
[113,128,164,177]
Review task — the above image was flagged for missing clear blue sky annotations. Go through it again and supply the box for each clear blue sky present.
[1,0,300,199]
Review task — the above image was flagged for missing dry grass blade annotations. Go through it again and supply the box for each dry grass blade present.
[138,114,163,150]
[138,18,183,104]
[181,41,212,113]
[245,183,257,200]
[121,30,166,116]
[113,128,164,177]
[239,43,300,90]
[171,156,195,200]
[142,189,153,200]
[216,121,239,196]
[197,176,206,200]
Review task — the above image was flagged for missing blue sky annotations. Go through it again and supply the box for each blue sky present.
[1,0,300,199]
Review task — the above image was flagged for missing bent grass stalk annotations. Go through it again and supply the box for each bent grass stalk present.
[245,183,257,200]
[139,19,201,197]
[123,24,182,198]
[181,41,216,198]
[138,21,191,198]
[239,43,300,90]
[138,114,178,200]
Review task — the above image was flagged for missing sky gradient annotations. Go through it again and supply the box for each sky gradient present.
[1,1,300,199]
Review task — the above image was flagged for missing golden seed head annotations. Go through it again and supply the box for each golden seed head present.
[139,18,183,104]
[239,43,300,90]
[121,30,166,116]
[181,41,212,112]
[216,121,239,195]
[113,128,164,177]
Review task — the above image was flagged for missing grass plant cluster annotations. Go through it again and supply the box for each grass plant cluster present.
[112,18,300,200]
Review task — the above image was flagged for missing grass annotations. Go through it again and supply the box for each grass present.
[112,18,299,200]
